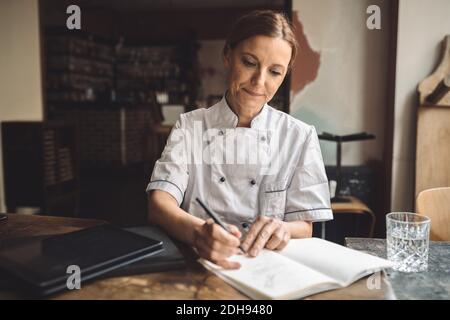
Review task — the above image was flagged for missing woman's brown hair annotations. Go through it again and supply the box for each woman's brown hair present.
[223,10,298,69]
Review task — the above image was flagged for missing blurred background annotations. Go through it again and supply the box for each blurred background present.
[0,0,449,244]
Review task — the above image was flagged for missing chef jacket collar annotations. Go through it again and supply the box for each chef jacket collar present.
[212,93,269,130]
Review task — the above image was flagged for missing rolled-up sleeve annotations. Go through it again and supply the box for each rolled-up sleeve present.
[284,126,333,222]
[146,117,189,206]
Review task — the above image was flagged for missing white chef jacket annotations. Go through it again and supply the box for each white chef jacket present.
[146,96,333,234]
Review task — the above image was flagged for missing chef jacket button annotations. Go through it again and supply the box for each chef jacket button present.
[250,179,256,185]
[218,130,224,136]
[219,176,226,183]
[261,136,266,142]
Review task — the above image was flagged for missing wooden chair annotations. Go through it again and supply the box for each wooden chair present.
[416,187,450,241]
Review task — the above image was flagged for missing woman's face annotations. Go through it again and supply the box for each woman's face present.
[224,35,292,110]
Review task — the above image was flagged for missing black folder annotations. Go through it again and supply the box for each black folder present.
[104,226,186,277]
[0,224,163,296]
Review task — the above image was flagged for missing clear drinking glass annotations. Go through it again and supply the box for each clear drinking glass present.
[386,212,430,272]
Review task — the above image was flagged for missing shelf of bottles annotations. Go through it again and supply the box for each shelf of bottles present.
[116,45,188,105]
[45,33,114,105]
[45,30,200,114]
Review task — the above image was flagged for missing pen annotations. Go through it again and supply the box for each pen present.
[196,198,246,254]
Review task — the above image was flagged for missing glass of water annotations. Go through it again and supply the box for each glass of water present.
[386,212,430,272]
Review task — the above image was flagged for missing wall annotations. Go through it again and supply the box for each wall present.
[0,0,43,211]
[290,0,391,166]
[392,0,450,211]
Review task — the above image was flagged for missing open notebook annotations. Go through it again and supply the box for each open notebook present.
[200,237,394,300]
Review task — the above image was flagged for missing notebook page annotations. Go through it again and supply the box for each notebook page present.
[280,238,393,285]
[201,250,338,300]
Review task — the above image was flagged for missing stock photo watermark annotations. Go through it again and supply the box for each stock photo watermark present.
[366,271,382,290]
[66,265,81,290]
[161,121,293,175]
[367,5,381,30]
[66,5,81,30]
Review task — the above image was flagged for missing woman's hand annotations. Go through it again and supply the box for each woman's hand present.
[241,216,291,257]
[193,219,242,269]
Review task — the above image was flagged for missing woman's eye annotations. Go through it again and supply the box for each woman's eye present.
[242,59,256,67]
[270,70,282,76]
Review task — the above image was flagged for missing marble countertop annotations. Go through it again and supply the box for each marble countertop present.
[345,238,450,300]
